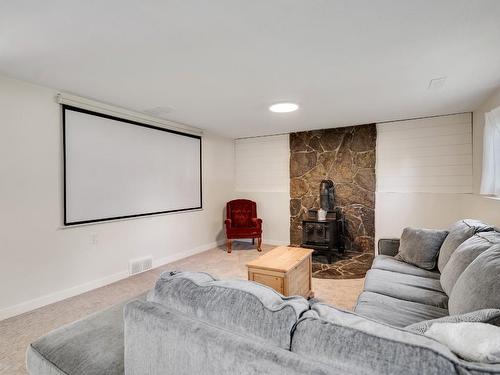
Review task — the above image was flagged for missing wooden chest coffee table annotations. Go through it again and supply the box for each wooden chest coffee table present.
[246,246,314,299]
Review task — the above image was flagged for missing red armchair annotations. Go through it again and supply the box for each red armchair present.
[225,199,262,253]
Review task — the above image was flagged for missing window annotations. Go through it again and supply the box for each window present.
[480,106,500,197]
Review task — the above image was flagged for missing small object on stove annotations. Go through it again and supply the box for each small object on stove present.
[317,208,327,221]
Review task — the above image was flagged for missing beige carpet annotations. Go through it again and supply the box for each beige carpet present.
[0,242,364,375]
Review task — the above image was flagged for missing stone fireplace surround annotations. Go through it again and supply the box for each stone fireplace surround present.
[289,124,376,278]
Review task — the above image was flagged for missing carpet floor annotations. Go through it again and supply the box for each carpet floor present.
[0,242,364,375]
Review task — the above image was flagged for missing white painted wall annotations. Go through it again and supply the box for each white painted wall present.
[376,114,474,245]
[375,192,465,239]
[234,135,290,245]
[377,113,473,194]
[376,107,500,248]
[0,75,235,320]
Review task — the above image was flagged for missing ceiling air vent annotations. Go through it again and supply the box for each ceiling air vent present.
[428,77,447,90]
[129,256,153,276]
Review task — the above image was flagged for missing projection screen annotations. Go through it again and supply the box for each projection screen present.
[63,106,202,225]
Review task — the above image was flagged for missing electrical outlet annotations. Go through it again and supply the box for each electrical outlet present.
[91,234,98,245]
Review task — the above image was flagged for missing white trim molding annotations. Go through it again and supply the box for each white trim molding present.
[57,93,203,136]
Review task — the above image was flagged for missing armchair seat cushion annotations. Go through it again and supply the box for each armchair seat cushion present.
[371,255,441,279]
[355,291,448,327]
[226,227,262,238]
[363,269,448,309]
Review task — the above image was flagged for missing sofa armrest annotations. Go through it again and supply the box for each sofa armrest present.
[378,238,400,256]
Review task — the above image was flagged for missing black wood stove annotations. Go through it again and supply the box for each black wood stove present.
[301,180,345,263]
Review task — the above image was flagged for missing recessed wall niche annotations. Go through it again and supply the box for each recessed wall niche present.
[289,124,376,278]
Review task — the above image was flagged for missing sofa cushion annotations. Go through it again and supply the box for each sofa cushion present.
[371,255,440,279]
[125,300,338,375]
[449,245,500,315]
[26,293,146,375]
[355,291,448,327]
[290,303,497,374]
[405,309,500,334]
[396,227,448,270]
[363,269,448,308]
[440,232,500,295]
[437,219,494,272]
[148,271,309,350]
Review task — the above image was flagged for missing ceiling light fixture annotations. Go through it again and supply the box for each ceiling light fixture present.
[269,102,299,113]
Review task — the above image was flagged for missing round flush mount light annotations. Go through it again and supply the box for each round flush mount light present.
[269,102,299,113]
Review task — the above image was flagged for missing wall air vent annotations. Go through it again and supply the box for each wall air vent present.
[129,256,153,275]
[428,77,447,90]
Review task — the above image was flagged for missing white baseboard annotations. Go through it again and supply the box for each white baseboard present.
[0,240,224,322]
[264,239,289,246]
[0,270,129,322]
[152,240,225,268]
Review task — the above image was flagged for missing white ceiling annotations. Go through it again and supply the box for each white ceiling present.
[1,0,500,138]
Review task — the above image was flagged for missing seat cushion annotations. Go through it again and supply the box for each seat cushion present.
[363,269,448,308]
[26,293,146,375]
[355,291,448,327]
[440,232,500,295]
[226,226,262,238]
[148,271,309,350]
[437,219,494,272]
[449,245,500,315]
[371,255,440,279]
[396,227,448,270]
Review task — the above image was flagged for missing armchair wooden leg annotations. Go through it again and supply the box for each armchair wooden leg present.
[257,237,262,252]
[252,238,255,245]
[227,239,232,254]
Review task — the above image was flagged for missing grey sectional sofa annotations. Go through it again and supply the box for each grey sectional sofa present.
[27,219,500,375]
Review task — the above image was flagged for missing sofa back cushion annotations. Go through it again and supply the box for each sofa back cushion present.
[437,219,494,272]
[290,303,500,374]
[440,232,500,295]
[148,271,309,350]
[396,228,448,270]
[125,299,338,375]
[449,245,500,315]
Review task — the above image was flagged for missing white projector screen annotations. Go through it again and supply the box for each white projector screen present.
[63,106,202,225]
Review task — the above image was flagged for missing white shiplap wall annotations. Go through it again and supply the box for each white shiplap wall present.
[235,134,289,192]
[377,113,473,193]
